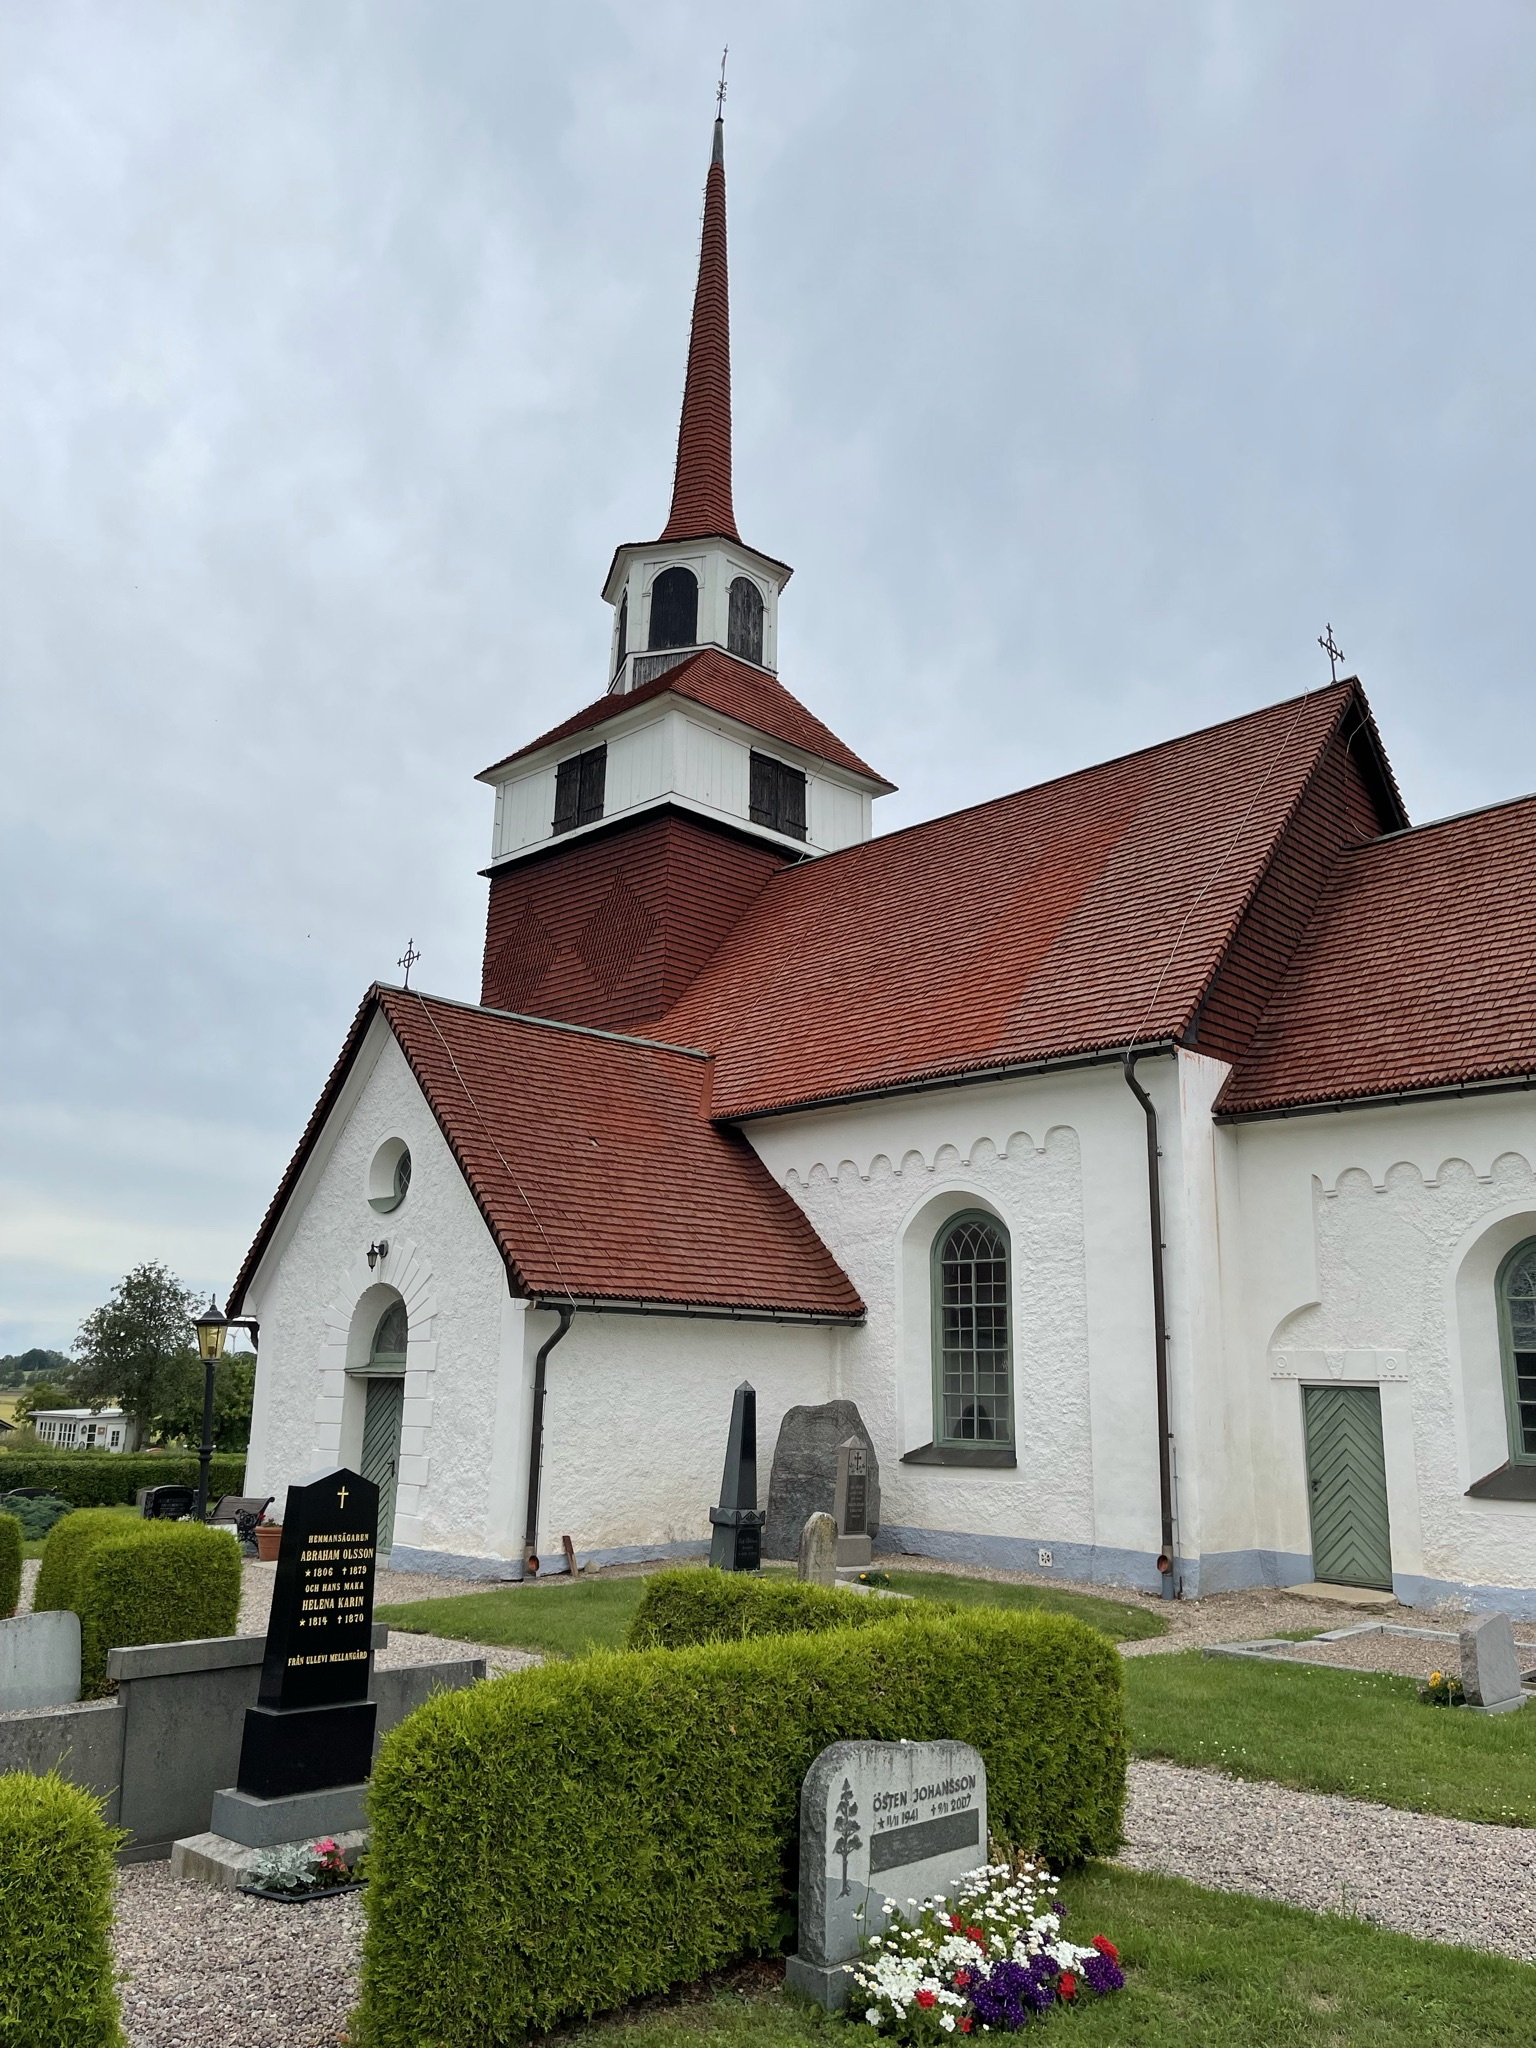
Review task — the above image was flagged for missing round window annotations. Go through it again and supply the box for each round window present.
[368,1138,412,1214]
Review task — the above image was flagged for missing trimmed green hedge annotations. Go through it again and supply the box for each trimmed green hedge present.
[627,1567,930,1648]
[355,1607,1126,2045]
[0,1770,124,2045]
[0,1514,19,1620]
[38,1517,242,1696]
[0,1452,244,1507]
[34,1508,137,1615]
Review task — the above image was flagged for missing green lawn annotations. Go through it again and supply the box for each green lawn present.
[552,1868,1534,2048]
[1125,1650,1536,1826]
[876,1568,1167,1642]
[375,1568,1165,1660]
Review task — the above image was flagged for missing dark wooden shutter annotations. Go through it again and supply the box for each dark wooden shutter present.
[553,756,581,834]
[749,752,807,842]
[578,747,606,826]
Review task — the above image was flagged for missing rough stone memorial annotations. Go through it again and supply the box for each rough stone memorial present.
[709,1381,766,1572]
[211,1466,380,1846]
[1460,1612,1529,1714]
[765,1400,880,1560]
[834,1437,873,1570]
[786,1738,988,2009]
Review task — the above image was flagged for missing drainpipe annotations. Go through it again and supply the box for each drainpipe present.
[1123,1049,1177,1597]
[522,1304,574,1576]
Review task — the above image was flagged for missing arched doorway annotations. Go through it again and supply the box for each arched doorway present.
[361,1298,407,1552]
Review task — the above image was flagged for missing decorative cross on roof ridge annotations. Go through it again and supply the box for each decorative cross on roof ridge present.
[1318,623,1346,683]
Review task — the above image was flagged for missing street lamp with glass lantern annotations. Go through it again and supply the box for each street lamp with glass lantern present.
[192,1296,229,1519]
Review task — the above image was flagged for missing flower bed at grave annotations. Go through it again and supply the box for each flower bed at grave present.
[852,1858,1124,2035]
[245,1836,359,1899]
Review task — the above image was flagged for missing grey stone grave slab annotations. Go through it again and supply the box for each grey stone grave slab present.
[798,1512,837,1587]
[0,1611,80,1712]
[785,1738,987,2011]
[834,1437,873,1569]
[765,1401,880,1561]
[1461,1612,1528,1713]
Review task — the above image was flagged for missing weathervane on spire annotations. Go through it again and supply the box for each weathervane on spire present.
[1317,622,1345,683]
[716,46,728,119]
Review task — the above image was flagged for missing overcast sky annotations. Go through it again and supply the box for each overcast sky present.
[3,2,1533,1352]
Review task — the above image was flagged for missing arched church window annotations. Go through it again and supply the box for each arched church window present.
[727,576,764,664]
[1497,1239,1536,1463]
[370,1297,408,1367]
[614,591,628,674]
[647,566,698,650]
[933,1212,1012,1447]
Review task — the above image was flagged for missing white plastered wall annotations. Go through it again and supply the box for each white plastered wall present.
[1230,1091,1536,1601]
[241,1017,842,1562]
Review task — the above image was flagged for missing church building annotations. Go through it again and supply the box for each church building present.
[233,117,1536,1614]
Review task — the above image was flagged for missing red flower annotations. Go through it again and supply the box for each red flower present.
[965,1926,985,1945]
[915,1990,937,2009]
[1091,1936,1119,1963]
[1058,1973,1077,2001]
[948,1915,964,1933]
[953,1970,970,1989]
[959,2020,972,2034]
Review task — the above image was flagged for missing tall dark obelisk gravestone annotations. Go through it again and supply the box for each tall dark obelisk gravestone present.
[211,1467,380,1848]
[708,1382,766,1572]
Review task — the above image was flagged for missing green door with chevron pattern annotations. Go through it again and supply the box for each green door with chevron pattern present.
[1303,1385,1393,1591]
[361,1376,405,1555]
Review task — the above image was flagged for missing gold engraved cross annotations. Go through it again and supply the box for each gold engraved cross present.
[337,1484,349,1511]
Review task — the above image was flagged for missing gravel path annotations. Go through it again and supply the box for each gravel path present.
[1120,1760,1536,1961]
[115,1863,361,2048]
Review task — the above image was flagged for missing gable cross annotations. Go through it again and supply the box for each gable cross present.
[398,937,421,989]
[1317,623,1345,682]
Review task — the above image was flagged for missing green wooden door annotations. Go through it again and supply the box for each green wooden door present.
[1303,1385,1393,1591]
[361,1376,405,1553]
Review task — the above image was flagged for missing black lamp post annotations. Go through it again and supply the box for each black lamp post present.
[192,1296,229,1520]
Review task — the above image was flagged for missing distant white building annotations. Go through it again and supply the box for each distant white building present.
[31,1408,139,1453]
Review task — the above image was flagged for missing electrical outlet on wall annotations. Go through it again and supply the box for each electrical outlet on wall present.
[1037,1548,1053,1568]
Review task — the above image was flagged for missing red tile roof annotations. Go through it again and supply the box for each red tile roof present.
[660,120,737,544]
[480,647,892,788]
[1218,794,1536,1116]
[228,987,863,1320]
[656,682,1397,1118]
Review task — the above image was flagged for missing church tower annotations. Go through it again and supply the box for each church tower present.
[477,114,891,1033]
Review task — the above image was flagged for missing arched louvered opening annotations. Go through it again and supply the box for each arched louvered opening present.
[614,590,628,674]
[727,576,764,664]
[647,566,698,650]
[1498,1238,1536,1463]
[933,1212,1012,1446]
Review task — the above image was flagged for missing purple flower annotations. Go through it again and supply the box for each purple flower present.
[969,1956,1060,2027]
[1081,1950,1125,1995]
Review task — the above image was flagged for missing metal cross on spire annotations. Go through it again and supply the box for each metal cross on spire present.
[398,937,421,989]
[716,46,728,118]
[1317,623,1345,682]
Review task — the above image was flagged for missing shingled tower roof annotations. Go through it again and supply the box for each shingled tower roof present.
[659,118,738,543]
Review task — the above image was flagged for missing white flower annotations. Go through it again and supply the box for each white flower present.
[865,2010,882,2026]
[940,2017,957,2033]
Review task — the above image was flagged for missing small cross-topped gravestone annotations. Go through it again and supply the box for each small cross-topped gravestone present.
[786,1738,988,2010]
[708,1381,766,1572]
[833,1436,873,1569]
[232,1467,380,1807]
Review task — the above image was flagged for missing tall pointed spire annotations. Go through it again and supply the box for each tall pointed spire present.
[659,116,739,543]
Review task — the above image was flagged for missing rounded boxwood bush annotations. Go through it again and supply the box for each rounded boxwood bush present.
[0,1770,124,2045]
[33,1507,137,1616]
[74,1522,242,1696]
[0,1514,20,1620]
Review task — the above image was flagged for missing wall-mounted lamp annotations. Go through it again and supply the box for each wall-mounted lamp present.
[366,1239,390,1271]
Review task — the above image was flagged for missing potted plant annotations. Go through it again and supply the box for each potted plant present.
[255,1515,282,1561]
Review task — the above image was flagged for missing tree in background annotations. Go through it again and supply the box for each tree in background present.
[0,1348,71,1388]
[69,1263,200,1445]
[153,1351,257,1454]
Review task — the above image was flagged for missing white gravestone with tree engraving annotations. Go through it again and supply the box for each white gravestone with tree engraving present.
[785,1739,988,2010]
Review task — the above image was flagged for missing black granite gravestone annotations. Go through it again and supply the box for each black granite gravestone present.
[708,1382,766,1572]
[236,1467,379,1801]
